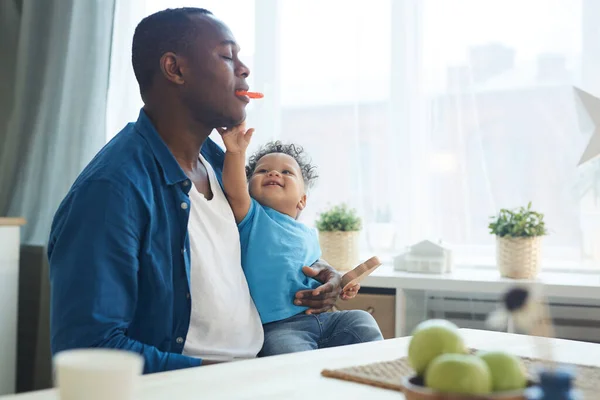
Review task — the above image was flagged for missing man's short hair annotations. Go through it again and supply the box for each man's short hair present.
[132,7,213,95]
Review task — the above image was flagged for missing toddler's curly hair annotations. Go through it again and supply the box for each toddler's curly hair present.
[245,141,318,189]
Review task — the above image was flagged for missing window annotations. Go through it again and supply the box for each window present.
[107,0,600,270]
[419,0,595,268]
[277,0,393,234]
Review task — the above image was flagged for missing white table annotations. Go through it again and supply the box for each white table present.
[3,329,599,399]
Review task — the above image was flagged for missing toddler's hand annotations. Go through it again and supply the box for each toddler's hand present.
[217,122,255,154]
[341,283,360,300]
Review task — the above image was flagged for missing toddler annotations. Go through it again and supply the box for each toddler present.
[218,123,383,356]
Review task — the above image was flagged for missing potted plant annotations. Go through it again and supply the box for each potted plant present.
[316,204,362,271]
[488,202,547,279]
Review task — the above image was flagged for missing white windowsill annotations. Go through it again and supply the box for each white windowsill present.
[361,263,600,301]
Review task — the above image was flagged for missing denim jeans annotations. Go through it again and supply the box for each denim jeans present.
[258,310,383,357]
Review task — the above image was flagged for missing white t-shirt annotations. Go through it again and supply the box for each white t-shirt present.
[182,155,263,361]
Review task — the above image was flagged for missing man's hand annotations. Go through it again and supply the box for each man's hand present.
[294,260,342,314]
[217,122,255,154]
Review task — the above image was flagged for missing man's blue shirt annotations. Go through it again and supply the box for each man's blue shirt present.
[48,109,225,374]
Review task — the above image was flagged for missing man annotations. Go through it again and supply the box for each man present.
[48,7,345,374]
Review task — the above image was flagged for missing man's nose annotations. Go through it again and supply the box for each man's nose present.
[236,59,250,79]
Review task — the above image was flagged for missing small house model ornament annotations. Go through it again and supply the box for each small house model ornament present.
[393,239,453,274]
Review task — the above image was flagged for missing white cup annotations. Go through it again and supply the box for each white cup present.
[54,348,144,400]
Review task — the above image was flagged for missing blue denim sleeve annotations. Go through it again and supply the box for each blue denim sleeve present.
[48,179,202,373]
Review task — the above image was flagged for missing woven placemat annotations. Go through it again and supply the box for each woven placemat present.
[321,349,599,398]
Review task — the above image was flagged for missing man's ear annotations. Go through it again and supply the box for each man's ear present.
[159,52,185,85]
[297,194,307,211]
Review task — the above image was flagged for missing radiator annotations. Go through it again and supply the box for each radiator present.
[424,291,600,343]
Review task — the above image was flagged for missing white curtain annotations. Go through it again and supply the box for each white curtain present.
[107,0,600,269]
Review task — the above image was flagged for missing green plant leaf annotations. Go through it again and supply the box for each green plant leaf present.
[488,202,547,238]
[315,204,362,232]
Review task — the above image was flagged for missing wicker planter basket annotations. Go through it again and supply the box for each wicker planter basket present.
[319,231,360,271]
[496,236,542,279]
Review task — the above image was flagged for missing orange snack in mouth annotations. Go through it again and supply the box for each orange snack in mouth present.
[235,90,264,99]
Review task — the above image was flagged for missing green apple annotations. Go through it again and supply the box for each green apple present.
[477,350,527,392]
[425,354,492,395]
[408,319,467,375]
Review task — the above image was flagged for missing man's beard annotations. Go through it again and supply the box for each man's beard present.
[192,104,244,130]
